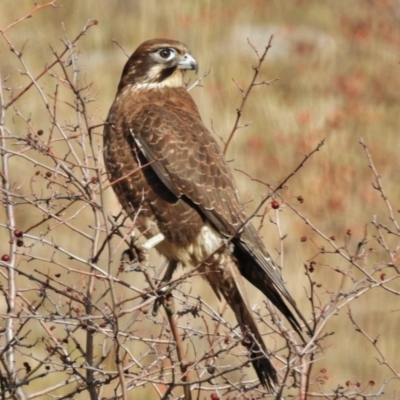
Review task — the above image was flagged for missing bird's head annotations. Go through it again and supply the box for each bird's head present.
[118,38,198,91]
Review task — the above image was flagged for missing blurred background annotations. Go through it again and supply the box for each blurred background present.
[1,0,400,398]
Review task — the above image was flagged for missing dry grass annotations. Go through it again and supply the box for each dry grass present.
[1,0,400,399]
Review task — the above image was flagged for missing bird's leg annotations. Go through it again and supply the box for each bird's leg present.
[120,237,148,273]
[121,232,165,272]
[152,259,178,316]
[120,232,176,315]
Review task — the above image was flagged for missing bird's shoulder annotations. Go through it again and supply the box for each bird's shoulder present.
[110,86,200,123]
[109,86,246,232]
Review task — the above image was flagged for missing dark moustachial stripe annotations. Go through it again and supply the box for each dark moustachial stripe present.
[157,66,176,82]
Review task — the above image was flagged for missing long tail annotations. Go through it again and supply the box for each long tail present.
[229,287,277,389]
[204,254,277,390]
[234,226,312,339]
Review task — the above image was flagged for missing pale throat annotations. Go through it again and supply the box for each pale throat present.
[134,67,185,90]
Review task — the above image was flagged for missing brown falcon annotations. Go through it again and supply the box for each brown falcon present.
[104,38,308,389]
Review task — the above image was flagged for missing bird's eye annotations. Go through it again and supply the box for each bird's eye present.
[159,48,172,59]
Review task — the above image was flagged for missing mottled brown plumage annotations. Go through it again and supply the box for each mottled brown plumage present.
[104,38,308,390]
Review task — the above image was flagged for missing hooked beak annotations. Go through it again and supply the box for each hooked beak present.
[178,52,198,73]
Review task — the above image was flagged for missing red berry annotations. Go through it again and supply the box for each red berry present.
[1,254,10,262]
[271,200,280,209]
[210,394,220,400]
[14,230,23,238]
[16,239,24,247]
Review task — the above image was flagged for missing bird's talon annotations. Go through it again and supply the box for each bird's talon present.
[120,243,148,272]
[164,293,175,316]
[152,284,172,316]
[152,298,162,316]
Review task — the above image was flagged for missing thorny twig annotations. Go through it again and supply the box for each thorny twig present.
[0,4,398,399]
[224,36,278,156]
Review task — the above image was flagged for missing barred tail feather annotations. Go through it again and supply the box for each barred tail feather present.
[232,294,277,389]
[204,254,277,390]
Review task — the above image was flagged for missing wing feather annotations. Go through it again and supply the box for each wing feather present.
[130,103,244,234]
[127,96,309,335]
